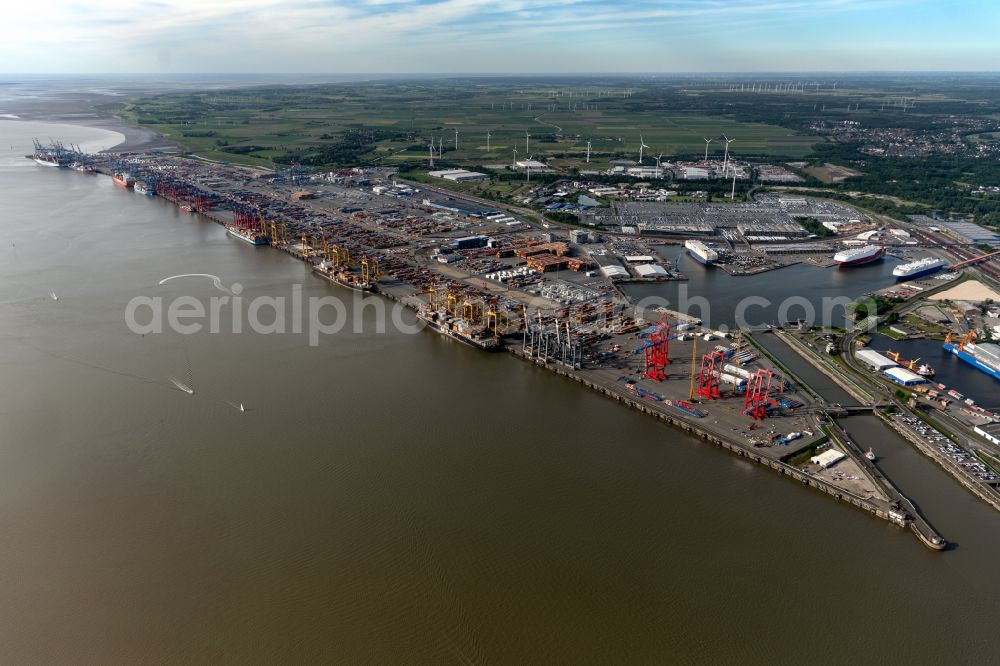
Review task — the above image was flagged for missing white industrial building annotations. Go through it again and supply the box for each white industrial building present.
[974,423,1000,446]
[634,264,669,278]
[515,159,549,170]
[428,169,487,182]
[599,265,630,279]
[811,449,846,468]
[883,367,927,386]
[626,166,665,178]
[679,166,711,180]
[855,348,897,371]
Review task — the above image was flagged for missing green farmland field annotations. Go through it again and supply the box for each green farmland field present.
[126,81,821,169]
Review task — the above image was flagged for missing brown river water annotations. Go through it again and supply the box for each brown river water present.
[1,121,998,663]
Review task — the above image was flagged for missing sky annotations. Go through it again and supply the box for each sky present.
[2,0,999,73]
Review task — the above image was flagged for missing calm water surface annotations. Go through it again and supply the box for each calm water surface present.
[2,120,999,663]
[627,245,902,329]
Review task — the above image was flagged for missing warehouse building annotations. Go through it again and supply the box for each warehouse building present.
[856,348,898,371]
[599,265,630,279]
[810,449,846,468]
[883,367,927,386]
[974,423,1000,447]
[634,264,669,278]
[427,169,488,182]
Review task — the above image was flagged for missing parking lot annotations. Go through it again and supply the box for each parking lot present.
[892,413,999,483]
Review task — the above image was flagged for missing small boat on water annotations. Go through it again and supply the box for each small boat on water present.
[865,448,877,462]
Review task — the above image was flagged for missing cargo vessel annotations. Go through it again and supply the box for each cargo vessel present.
[943,333,1000,381]
[33,154,64,167]
[885,350,935,377]
[685,240,718,266]
[833,245,884,266]
[892,257,946,280]
[226,224,268,246]
[134,181,155,196]
[112,171,134,188]
[417,308,501,351]
[30,139,72,167]
[313,261,375,292]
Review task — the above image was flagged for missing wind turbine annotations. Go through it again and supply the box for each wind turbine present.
[586,139,592,163]
[638,134,650,164]
[703,137,713,161]
[730,158,738,200]
[486,129,492,152]
[429,142,435,167]
[656,153,663,177]
[722,135,734,177]
[512,147,518,169]
[526,154,533,182]
[525,130,531,154]
[454,128,459,151]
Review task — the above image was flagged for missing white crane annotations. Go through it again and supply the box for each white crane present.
[638,134,650,164]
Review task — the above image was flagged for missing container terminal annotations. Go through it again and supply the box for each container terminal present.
[29,140,986,549]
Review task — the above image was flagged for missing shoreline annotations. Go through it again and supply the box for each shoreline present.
[1,94,178,153]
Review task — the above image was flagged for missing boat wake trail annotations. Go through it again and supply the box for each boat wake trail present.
[169,377,195,395]
[158,273,234,295]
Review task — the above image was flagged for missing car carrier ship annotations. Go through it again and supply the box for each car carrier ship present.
[892,257,947,281]
[833,245,885,267]
[685,240,718,266]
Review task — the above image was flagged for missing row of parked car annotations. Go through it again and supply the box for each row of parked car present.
[894,414,998,483]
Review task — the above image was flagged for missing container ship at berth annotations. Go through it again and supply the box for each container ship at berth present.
[313,260,375,292]
[833,245,884,267]
[33,152,64,167]
[417,308,502,351]
[134,180,155,196]
[892,257,947,280]
[112,171,135,188]
[685,240,718,266]
[225,223,268,246]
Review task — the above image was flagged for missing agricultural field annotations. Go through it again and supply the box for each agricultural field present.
[123,75,1000,224]
[125,80,822,170]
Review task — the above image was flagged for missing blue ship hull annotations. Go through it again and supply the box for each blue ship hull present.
[895,265,944,281]
[943,343,1000,381]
